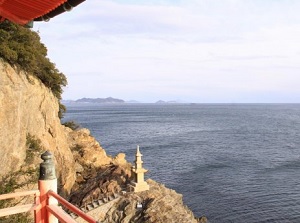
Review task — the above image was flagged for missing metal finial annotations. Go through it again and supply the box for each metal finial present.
[41,150,52,162]
[39,151,56,180]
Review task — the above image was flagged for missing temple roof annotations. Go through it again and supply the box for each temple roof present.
[0,0,85,25]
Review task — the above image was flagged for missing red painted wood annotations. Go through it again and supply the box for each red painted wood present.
[0,190,40,200]
[47,190,97,223]
[0,0,67,24]
[46,205,77,223]
[0,190,41,219]
[0,187,97,223]
[0,204,39,217]
[39,179,58,223]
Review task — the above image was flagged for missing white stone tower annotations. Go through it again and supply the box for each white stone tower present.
[128,145,149,192]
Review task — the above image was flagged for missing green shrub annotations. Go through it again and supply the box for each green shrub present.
[71,144,83,152]
[59,103,67,119]
[0,172,35,223]
[0,134,41,222]
[0,213,31,223]
[62,120,80,130]
[25,134,43,164]
[0,21,67,118]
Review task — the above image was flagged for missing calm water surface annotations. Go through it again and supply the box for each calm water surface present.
[63,103,300,223]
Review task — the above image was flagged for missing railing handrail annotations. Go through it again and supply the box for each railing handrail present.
[0,190,40,200]
[47,204,77,223]
[0,152,99,223]
[0,189,98,222]
[0,190,41,218]
[47,190,98,223]
[0,203,40,217]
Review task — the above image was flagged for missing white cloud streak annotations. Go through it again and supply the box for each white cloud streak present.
[34,0,300,102]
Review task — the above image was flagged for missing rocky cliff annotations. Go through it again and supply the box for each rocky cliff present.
[0,59,206,222]
[97,179,200,223]
[66,144,206,222]
[72,179,204,223]
[0,59,75,192]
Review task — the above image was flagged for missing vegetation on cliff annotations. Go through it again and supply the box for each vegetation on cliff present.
[0,134,42,223]
[0,21,67,117]
[0,21,204,223]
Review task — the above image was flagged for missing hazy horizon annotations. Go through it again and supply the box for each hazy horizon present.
[62,97,300,104]
[34,0,300,103]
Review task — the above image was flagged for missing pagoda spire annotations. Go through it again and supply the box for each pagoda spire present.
[128,145,149,192]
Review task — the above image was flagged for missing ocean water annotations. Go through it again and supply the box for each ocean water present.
[63,103,300,223]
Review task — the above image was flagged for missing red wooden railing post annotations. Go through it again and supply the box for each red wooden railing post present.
[34,190,42,223]
[38,151,58,223]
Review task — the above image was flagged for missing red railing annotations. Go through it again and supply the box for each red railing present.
[0,190,41,218]
[0,189,98,223]
[0,188,98,223]
[0,151,99,223]
[47,190,97,223]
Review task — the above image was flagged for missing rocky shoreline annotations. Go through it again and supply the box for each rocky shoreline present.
[0,60,206,222]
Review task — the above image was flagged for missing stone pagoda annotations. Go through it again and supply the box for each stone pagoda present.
[128,146,150,192]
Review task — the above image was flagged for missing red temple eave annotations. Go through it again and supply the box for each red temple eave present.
[0,0,67,25]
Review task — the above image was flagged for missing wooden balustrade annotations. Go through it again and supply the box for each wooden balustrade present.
[0,190,40,218]
[0,151,98,223]
[47,190,98,223]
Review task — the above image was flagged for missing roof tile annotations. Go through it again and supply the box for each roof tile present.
[0,0,67,24]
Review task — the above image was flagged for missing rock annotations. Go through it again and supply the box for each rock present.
[0,59,204,223]
[67,128,112,168]
[79,128,90,136]
[113,153,127,166]
[69,164,133,207]
[0,60,75,193]
[197,216,208,223]
[76,174,85,183]
[75,162,84,173]
[99,179,199,223]
[107,180,120,193]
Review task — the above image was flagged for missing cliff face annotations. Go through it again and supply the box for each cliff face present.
[0,60,75,192]
[101,179,199,223]
[0,59,205,222]
[73,177,206,223]
[0,59,128,193]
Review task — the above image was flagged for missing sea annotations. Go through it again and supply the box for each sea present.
[63,103,300,223]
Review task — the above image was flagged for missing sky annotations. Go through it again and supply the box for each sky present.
[33,0,300,103]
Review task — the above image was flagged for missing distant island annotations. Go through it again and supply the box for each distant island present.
[155,100,179,104]
[62,97,186,104]
[63,97,125,104]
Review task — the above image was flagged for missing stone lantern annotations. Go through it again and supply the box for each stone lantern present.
[128,146,149,192]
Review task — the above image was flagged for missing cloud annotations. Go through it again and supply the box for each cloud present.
[33,0,300,102]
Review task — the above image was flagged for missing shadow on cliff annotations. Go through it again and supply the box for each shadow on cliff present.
[69,164,132,207]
